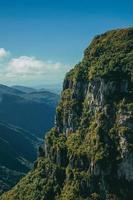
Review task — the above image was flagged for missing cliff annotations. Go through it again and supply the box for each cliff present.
[1,28,133,200]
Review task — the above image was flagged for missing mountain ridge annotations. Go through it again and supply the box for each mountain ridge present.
[0,84,59,137]
[12,85,36,93]
[1,27,133,200]
[0,84,59,193]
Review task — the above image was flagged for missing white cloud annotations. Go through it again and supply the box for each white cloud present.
[0,48,9,59]
[7,56,45,77]
[0,54,71,85]
[6,56,68,77]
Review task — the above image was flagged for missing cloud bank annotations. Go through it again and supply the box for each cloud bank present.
[0,48,71,85]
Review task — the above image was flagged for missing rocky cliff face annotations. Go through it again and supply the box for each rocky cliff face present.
[0,28,133,200]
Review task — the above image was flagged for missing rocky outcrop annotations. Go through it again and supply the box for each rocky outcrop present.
[1,28,133,200]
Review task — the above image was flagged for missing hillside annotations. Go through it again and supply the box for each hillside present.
[22,91,59,107]
[0,85,59,137]
[0,121,40,195]
[1,28,133,200]
[12,85,36,93]
[0,84,24,95]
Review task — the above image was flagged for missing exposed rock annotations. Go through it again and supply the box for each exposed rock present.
[1,27,133,200]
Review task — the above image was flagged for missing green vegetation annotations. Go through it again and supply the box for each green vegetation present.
[0,121,39,195]
[0,84,59,137]
[0,28,133,200]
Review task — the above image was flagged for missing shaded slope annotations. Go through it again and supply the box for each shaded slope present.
[0,84,24,95]
[12,85,36,93]
[0,85,59,137]
[22,91,59,107]
[1,28,133,200]
[0,121,40,194]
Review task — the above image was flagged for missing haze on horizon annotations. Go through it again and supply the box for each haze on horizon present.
[0,0,132,87]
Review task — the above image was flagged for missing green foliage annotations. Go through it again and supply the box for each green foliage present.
[1,27,133,200]
[83,28,133,80]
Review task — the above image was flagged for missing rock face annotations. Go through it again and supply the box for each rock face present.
[0,28,133,200]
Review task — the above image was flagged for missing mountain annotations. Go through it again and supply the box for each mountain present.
[22,91,59,107]
[0,121,40,195]
[0,84,24,95]
[12,85,60,106]
[35,83,62,94]
[12,84,62,95]
[12,85,36,93]
[1,28,133,200]
[0,85,59,192]
[0,85,59,137]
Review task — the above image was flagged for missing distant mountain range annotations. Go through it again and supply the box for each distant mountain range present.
[0,84,59,137]
[12,83,62,94]
[12,85,36,93]
[0,84,59,194]
[34,83,62,94]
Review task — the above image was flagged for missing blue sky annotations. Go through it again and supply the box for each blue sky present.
[0,0,132,86]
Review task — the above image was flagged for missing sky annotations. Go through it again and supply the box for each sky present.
[0,0,132,87]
